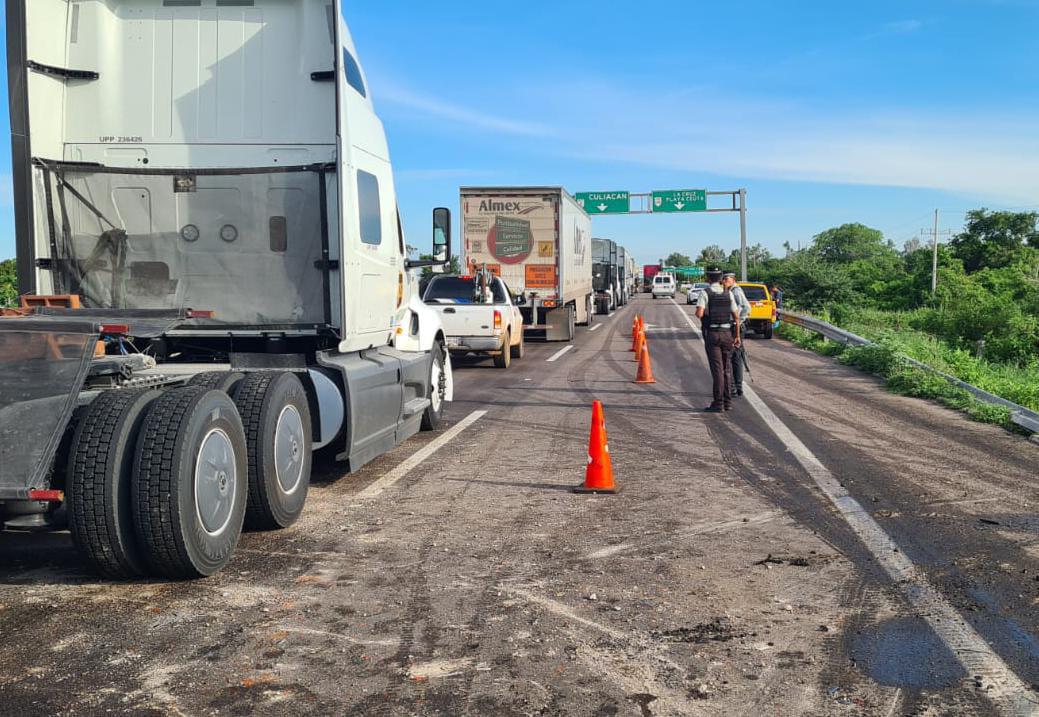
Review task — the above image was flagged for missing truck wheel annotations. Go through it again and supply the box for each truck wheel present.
[511,327,525,359]
[67,389,161,578]
[133,387,247,579]
[567,307,576,341]
[233,372,312,530]
[421,342,447,431]
[189,370,245,394]
[494,330,512,368]
[763,322,774,339]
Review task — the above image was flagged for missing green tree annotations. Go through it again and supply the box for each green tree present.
[696,245,725,265]
[665,251,693,267]
[811,223,893,263]
[949,209,1039,273]
[0,259,17,307]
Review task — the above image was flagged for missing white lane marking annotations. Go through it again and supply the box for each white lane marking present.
[670,299,1039,716]
[356,410,487,499]
[588,324,603,332]
[546,345,574,362]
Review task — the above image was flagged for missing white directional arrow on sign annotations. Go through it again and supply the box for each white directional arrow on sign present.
[597,203,608,212]
[674,202,685,210]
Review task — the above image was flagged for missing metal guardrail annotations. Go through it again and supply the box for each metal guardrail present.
[778,310,1039,437]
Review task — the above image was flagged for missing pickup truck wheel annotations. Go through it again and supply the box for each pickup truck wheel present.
[421,342,447,431]
[762,322,774,339]
[511,328,525,359]
[189,370,245,395]
[494,330,512,368]
[133,387,247,578]
[233,372,312,530]
[67,389,161,578]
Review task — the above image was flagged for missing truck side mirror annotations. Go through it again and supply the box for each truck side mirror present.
[433,207,451,264]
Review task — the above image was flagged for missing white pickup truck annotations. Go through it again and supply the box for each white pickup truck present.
[423,274,525,368]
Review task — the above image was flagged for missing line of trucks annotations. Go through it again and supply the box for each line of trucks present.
[0,1,638,580]
[420,187,638,368]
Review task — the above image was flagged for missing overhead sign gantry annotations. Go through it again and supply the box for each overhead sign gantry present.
[574,188,750,280]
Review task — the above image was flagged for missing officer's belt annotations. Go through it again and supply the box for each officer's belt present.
[707,323,732,329]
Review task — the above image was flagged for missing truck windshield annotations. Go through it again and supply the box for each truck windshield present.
[425,276,507,304]
[32,161,333,327]
[741,286,769,301]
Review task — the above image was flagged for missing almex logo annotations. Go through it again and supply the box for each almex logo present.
[476,200,541,215]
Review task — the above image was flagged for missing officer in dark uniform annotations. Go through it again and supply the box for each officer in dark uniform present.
[695,268,742,412]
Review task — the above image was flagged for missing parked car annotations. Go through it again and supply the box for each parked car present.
[651,274,676,299]
[737,282,777,339]
[686,282,710,305]
[424,274,526,367]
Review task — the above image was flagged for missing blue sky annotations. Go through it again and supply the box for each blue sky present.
[2,1,1039,266]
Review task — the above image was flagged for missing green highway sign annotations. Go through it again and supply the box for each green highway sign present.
[652,189,707,213]
[575,191,630,215]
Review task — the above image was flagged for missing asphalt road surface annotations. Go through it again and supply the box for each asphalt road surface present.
[1,295,1037,717]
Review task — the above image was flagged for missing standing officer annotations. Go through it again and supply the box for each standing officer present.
[722,272,751,396]
[695,268,741,412]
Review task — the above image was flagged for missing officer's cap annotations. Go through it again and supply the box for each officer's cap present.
[722,271,737,278]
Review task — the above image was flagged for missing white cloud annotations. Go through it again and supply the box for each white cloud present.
[396,168,499,181]
[373,73,1039,205]
[376,84,554,138]
[882,19,924,34]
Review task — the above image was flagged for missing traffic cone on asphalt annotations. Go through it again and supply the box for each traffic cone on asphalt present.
[631,316,639,339]
[634,328,647,360]
[574,400,618,494]
[634,342,656,384]
[630,324,641,352]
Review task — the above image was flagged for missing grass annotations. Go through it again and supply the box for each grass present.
[776,322,1018,429]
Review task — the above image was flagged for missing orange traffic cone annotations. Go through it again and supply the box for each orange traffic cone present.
[634,342,656,384]
[574,400,618,494]
[630,324,641,352]
[631,316,639,339]
[633,328,647,360]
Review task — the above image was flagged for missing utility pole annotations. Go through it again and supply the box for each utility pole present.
[739,188,748,281]
[920,209,953,294]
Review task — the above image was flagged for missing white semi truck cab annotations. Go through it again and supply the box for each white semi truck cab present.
[0,1,454,579]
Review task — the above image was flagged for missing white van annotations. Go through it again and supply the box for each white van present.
[651,273,677,299]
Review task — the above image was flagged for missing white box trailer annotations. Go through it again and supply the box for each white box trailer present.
[460,187,593,341]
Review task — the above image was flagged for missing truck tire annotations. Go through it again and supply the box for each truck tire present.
[511,327,525,359]
[189,370,245,394]
[233,372,312,530]
[421,342,447,431]
[494,330,512,368]
[67,389,161,578]
[762,322,774,339]
[133,387,248,579]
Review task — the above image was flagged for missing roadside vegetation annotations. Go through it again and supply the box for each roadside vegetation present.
[725,209,1039,426]
[0,258,16,307]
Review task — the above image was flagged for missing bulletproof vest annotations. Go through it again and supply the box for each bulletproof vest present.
[706,287,732,324]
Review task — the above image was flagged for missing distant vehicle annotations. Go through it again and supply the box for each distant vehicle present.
[592,238,621,314]
[643,264,662,290]
[651,274,676,299]
[461,187,594,341]
[738,283,777,339]
[424,273,525,368]
[686,282,711,305]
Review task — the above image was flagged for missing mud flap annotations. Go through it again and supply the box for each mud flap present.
[0,317,98,499]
